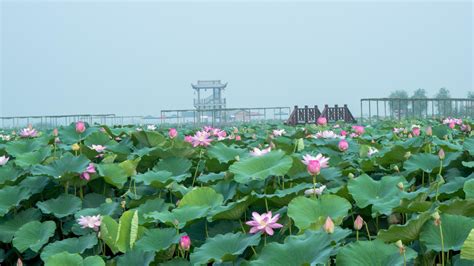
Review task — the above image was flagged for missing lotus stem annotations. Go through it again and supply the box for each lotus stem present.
[440,224,445,266]
[403,251,407,266]
[364,222,371,241]
[192,150,203,187]
[356,230,359,241]
[205,220,209,238]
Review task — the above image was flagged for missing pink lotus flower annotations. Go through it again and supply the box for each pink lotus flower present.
[425,126,433,136]
[169,128,178,139]
[203,126,214,132]
[184,135,193,144]
[323,217,335,234]
[216,130,227,140]
[307,160,321,175]
[180,235,191,251]
[53,128,59,137]
[304,185,326,196]
[317,117,327,126]
[90,145,106,153]
[272,129,286,137]
[412,126,420,136]
[393,128,405,134]
[77,215,102,231]
[19,127,38,138]
[449,122,455,129]
[338,139,349,151]
[80,163,96,181]
[314,130,340,139]
[235,135,241,141]
[302,154,329,169]
[461,124,471,133]
[340,130,347,137]
[246,211,283,236]
[0,155,9,166]
[250,147,271,157]
[75,121,86,133]
[190,131,213,147]
[352,125,365,135]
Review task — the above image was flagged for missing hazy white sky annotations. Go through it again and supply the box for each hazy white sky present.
[1,0,472,116]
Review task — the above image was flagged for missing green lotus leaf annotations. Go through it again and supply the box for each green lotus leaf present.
[116,250,156,266]
[155,157,192,176]
[287,194,351,232]
[209,196,254,221]
[131,198,171,225]
[132,130,166,148]
[252,229,350,266]
[134,228,183,252]
[348,174,407,216]
[97,163,128,189]
[461,229,474,260]
[464,179,474,199]
[0,185,31,217]
[336,240,417,266]
[207,143,247,163]
[420,214,474,252]
[439,199,474,217]
[462,161,474,168]
[36,194,82,218]
[84,131,116,147]
[190,232,261,265]
[378,212,430,243]
[0,164,23,185]
[15,147,51,168]
[45,252,105,266]
[229,150,293,183]
[5,138,43,156]
[404,153,439,174]
[0,208,42,242]
[41,234,98,261]
[133,170,187,187]
[178,187,224,209]
[13,220,56,252]
[145,205,210,229]
[31,153,90,178]
[464,137,474,155]
[115,210,140,253]
[252,183,313,199]
[197,172,226,184]
[58,123,98,144]
[99,216,119,254]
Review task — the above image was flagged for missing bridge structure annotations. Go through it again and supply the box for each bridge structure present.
[286,104,356,125]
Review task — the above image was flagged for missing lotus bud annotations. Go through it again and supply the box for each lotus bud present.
[425,126,432,136]
[180,235,191,251]
[235,155,240,161]
[71,143,80,151]
[354,215,364,230]
[307,160,321,176]
[432,211,441,226]
[121,200,126,209]
[438,149,445,160]
[168,128,178,139]
[53,128,59,137]
[235,135,241,141]
[317,117,327,126]
[323,217,335,234]
[397,182,404,190]
[404,152,411,159]
[393,165,399,172]
[348,173,355,179]
[408,133,413,138]
[75,121,86,133]
[16,258,23,266]
[395,240,405,254]
[338,139,349,152]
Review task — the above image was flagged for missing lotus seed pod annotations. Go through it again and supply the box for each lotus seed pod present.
[397,182,404,190]
[404,152,411,159]
[348,173,355,179]
[71,143,80,151]
[393,165,399,172]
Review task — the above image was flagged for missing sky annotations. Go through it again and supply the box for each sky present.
[0,0,472,117]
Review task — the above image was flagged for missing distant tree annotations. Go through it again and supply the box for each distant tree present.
[411,88,428,117]
[468,91,474,99]
[388,90,409,118]
[435,88,452,116]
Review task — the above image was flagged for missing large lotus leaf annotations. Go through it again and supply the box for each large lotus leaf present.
[252,229,350,266]
[464,179,474,199]
[0,208,42,242]
[0,185,31,217]
[115,210,140,253]
[207,143,247,163]
[36,194,82,218]
[348,174,406,217]
[84,131,116,147]
[57,124,98,144]
[100,216,119,254]
[378,212,430,243]
[463,161,474,168]
[461,229,474,260]
[15,147,51,168]
[287,194,351,231]
[404,153,440,174]
[145,205,210,229]
[97,163,128,189]
[190,232,260,265]
[131,198,171,224]
[376,145,411,166]
[40,234,98,260]
[0,164,23,185]
[134,228,182,252]
[132,130,166,148]
[197,172,226,184]
[18,175,50,195]
[45,252,105,266]
[252,183,313,199]
[133,170,186,188]
[116,250,155,266]
[336,240,417,266]
[155,157,192,176]
[178,187,224,209]
[464,137,474,155]
[420,214,474,251]
[229,150,293,183]
[209,196,254,222]
[5,139,43,156]
[13,220,56,252]
[439,199,474,217]
[31,153,90,178]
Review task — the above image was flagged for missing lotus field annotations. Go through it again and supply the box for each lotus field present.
[1,118,474,265]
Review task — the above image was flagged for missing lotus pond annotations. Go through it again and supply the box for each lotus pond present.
[0,119,473,265]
